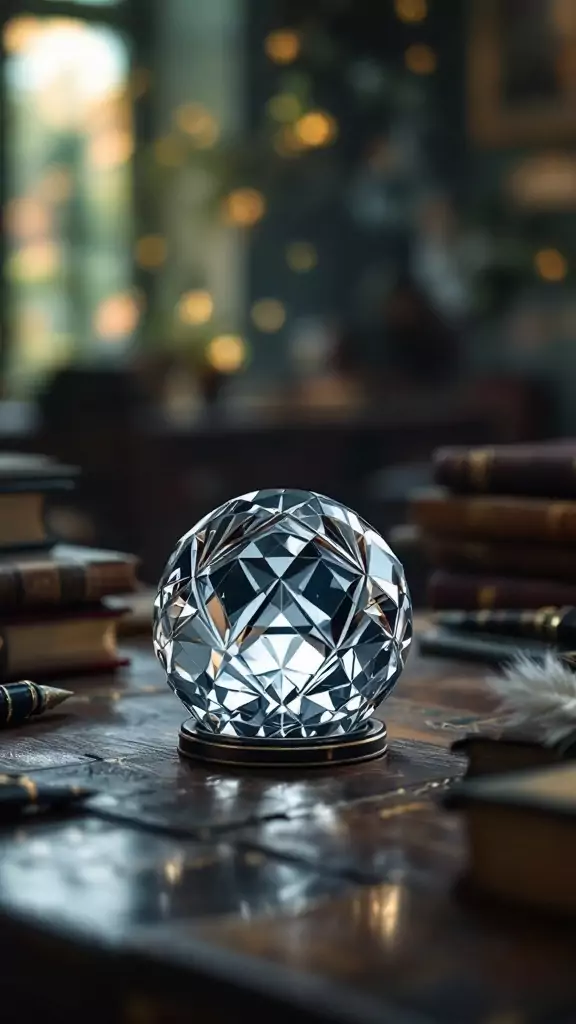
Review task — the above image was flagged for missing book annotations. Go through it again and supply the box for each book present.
[418,625,567,667]
[0,545,138,612]
[410,488,576,543]
[0,607,127,680]
[428,570,576,611]
[444,763,576,914]
[435,608,576,644]
[433,441,576,498]
[0,453,77,551]
[407,527,576,581]
[452,731,576,778]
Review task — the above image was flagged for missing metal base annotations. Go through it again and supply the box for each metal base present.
[178,718,388,768]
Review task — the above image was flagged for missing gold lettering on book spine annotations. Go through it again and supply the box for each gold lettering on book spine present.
[468,449,493,491]
[546,503,573,535]
[477,586,497,610]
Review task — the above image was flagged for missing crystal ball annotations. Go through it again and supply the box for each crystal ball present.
[153,489,412,739]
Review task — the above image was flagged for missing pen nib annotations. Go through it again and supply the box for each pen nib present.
[37,686,74,712]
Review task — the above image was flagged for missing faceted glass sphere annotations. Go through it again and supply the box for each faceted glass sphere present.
[153,489,412,739]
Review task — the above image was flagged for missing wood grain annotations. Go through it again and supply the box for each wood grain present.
[0,638,573,1024]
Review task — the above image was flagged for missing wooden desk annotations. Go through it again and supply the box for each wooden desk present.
[0,640,574,1024]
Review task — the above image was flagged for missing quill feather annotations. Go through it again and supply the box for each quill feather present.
[487,652,576,746]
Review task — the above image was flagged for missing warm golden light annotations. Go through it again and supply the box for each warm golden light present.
[174,103,220,148]
[294,111,338,148]
[534,248,568,282]
[154,136,187,168]
[222,188,266,227]
[404,43,437,74]
[94,293,140,340]
[206,335,247,373]
[267,93,302,122]
[394,0,427,23]
[135,235,167,270]
[8,242,60,282]
[286,241,318,272]
[3,16,41,54]
[38,166,74,204]
[89,130,133,169]
[251,299,286,333]
[264,29,301,65]
[6,198,51,240]
[177,290,214,326]
[163,857,184,885]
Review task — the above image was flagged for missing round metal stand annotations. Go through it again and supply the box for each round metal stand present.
[178,718,388,768]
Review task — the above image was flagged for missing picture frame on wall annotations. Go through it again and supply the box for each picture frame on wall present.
[469,0,576,146]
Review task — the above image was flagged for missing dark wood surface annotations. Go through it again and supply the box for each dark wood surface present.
[0,635,574,1024]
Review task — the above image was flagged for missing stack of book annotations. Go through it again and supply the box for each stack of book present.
[0,453,137,681]
[410,441,576,611]
[402,441,576,662]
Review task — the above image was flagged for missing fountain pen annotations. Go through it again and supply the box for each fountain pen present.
[0,681,73,727]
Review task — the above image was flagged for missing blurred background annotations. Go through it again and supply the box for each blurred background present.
[1,0,575,587]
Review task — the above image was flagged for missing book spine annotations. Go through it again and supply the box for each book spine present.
[433,447,576,498]
[428,570,576,611]
[423,536,576,581]
[411,494,576,542]
[0,561,136,612]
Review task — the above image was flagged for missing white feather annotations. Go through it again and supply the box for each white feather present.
[487,651,576,746]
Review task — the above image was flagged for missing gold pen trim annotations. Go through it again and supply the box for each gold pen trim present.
[0,685,13,724]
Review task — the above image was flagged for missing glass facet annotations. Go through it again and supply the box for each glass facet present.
[153,489,412,739]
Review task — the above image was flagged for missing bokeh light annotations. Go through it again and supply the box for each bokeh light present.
[174,103,220,148]
[264,29,301,65]
[6,198,51,239]
[294,111,338,148]
[89,130,133,168]
[394,0,428,23]
[286,241,318,272]
[251,299,287,333]
[534,249,568,282]
[38,166,74,204]
[3,16,41,54]
[177,290,214,326]
[222,188,266,227]
[154,136,187,168]
[206,334,247,373]
[135,236,167,270]
[404,43,437,74]
[8,242,60,282]
[93,292,140,340]
[267,93,302,122]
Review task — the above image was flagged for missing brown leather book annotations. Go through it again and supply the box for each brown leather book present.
[428,569,576,610]
[452,731,576,778]
[444,763,576,914]
[0,606,128,681]
[0,453,77,550]
[410,488,576,542]
[433,441,576,497]
[0,544,138,612]
[418,530,576,581]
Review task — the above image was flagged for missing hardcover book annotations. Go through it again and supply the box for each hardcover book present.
[0,452,78,551]
[0,606,128,680]
[412,528,576,581]
[0,544,138,612]
[433,441,576,498]
[428,570,576,611]
[444,763,576,914]
[410,488,576,543]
